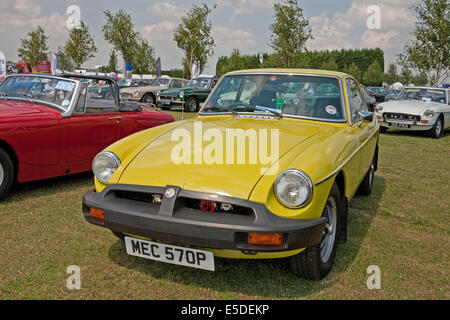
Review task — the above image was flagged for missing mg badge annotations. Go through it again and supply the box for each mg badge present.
[165,188,176,199]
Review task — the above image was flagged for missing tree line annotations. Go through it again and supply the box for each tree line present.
[16,0,448,85]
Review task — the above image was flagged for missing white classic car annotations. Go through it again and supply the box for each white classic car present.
[375,87,450,138]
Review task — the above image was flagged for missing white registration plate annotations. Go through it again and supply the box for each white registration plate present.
[124,236,215,271]
[161,99,172,105]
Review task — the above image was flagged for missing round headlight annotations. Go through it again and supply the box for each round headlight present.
[179,91,184,99]
[423,109,434,118]
[133,92,140,98]
[92,151,121,184]
[274,170,313,208]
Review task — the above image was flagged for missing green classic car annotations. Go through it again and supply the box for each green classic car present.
[158,76,218,112]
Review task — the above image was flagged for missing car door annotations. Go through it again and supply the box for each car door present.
[65,82,121,163]
[346,78,376,181]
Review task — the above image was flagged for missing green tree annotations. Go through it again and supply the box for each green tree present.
[56,47,73,72]
[346,62,362,83]
[269,0,313,68]
[64,21,97,69]
[384,63,399,85]
[102,10,138,77]
[363,61,384,86]
[18,26,48,68]
[413,72,428,85]
[398,0,449,85]
[173,4,215,78]
[400,67,413,84]
[133,36,156,78]
[320,58,339,71]
[107,50,118,73]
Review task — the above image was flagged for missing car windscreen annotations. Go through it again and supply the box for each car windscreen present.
[187,78,211,89]
[397,88,446,103]
[0,76,77,110]
[201,74,345,121]
[152,78,170,87]
[118,79,131,86]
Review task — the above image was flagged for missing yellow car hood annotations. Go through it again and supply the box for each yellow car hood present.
[117,116,324,200]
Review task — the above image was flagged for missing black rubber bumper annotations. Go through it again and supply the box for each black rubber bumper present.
[82,184,327,253]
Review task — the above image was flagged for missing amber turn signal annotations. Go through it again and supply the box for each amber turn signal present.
[89,207,105,220]
[248,233,283,246]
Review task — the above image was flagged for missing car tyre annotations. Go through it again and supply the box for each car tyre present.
[142,93,155,105]
[289,182,341,280]
[357,158,375,196]
[185,96,199,112]
[0,148,15,199]
[429,116,443,139]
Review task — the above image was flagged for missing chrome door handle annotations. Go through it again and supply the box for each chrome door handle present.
[109,116,122,120]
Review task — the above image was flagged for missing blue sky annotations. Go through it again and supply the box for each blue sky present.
[0,0,419,74]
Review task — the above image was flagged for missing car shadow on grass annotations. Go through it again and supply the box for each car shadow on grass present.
[1,172,93,204]
[107,176,386,299]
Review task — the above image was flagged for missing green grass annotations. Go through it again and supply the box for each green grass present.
[0,112,449,299]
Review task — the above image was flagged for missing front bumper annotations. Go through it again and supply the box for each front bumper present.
[82,184,327,253]
[378,119,433,131]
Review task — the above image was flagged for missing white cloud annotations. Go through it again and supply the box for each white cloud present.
[141,20,178,42]
[147,1,186,20]
[212,26,256,55]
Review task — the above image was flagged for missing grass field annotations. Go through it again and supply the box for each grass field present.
[0,110,448,300]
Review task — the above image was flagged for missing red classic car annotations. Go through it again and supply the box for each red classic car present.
[0,74,175,198]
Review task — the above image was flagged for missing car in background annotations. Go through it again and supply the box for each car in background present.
[0,74,174,198]
[384,89,402,102]
[367,86,388,102]
[90,78,146,99]
[361,85,377,112]
[120,77,188,105]
[82,69,379,280]
[375,86,450,138]
[158,75,218,112]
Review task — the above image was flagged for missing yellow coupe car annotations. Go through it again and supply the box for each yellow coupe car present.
[82,69,379,280]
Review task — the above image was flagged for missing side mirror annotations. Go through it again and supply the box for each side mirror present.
[359,111,374,122]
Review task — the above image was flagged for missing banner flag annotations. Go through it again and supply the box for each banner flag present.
[0,50,6,78]
[156,57,161,78]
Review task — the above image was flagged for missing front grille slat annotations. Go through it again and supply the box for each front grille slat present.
[384,113,420,122]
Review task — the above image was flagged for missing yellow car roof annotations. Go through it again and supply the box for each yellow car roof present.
[226,68,350,78]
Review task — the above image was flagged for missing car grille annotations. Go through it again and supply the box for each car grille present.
[120,93,132,99]
[111,189,253,216]
[115,190,163,204]
[384,113,420,122]
[179,197,253,216]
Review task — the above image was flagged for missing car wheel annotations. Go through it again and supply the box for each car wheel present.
[184,96,199,112]
[0,148,15,199]
[289,182,341,280]
[429,116,443,139]
[357,158,375,196]
[379,126,388,133]
[142,93,155,105]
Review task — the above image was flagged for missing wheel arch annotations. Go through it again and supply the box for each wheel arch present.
[0,139,18,179]
[333,170,348,244]
[141,92,156,103]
